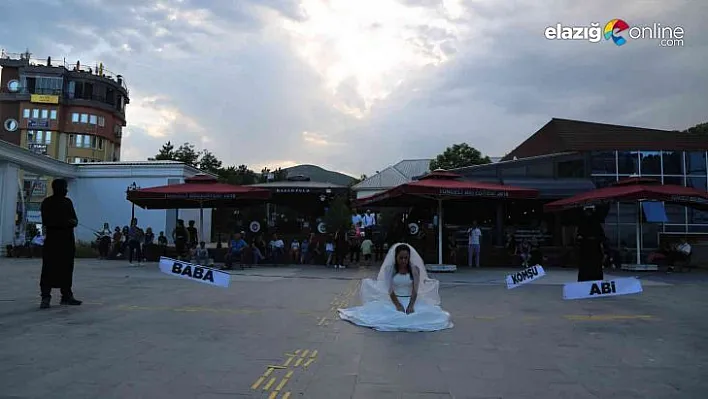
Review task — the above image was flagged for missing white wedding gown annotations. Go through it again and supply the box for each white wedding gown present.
[338,243,453,332]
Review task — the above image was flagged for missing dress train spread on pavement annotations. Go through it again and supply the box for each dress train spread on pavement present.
[338,243,453,332]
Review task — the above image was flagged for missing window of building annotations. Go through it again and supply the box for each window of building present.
[49,110,57,120]
[557,159,585,178]
[664,204,686,224]
[27,131,34,143]
[72,113,79,123]
[590,151,616,175]
[32,109,39,118]
[34,76,63,95]
[80,113,89,123]
[591,175,616,188]
[36,130,44,143]
[663,176,684,186]
[23,109,30,118]
[661,151,683,175]
[40,109,48,119]
[98,116,105,127]
[617,151,639,175]
[639,151,662,175]
[45,131,52,144]
[67,81,76,99]
[89,114,97,125]
[686,151,707,175]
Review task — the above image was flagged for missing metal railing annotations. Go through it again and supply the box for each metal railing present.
[1,49,128,93]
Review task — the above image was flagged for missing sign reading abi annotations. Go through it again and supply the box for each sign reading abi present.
[506,265,546,289]
[563,277,642,300]
[158,257,231,288]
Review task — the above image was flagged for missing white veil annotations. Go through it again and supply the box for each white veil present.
[360,243,441,306]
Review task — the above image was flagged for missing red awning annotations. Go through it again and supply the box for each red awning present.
[127,175,271,209]
[354,170,538,207]
[544,179,708,212]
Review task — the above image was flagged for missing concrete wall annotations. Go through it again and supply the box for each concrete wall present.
[69,175,212,244]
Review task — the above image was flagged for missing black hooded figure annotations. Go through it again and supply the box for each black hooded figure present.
[39,178,82,309]
[576,206,606,282]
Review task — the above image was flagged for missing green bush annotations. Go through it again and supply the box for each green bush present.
[75,240,98,259]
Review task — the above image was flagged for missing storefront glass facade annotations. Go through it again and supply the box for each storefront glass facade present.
[590,150,708,250]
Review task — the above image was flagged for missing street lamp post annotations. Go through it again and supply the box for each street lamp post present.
[127,182,140,221]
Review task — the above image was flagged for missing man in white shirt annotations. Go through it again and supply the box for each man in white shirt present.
[467,221,482,267]
[362,210,376,227]
[351,211,363,228]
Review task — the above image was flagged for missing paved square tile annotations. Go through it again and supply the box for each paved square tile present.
[1,259,707,398]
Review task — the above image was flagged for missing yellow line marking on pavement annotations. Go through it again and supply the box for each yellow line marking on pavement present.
[310,350,318,358]
[268,391,279,399]
[250,376,265,390]
[564,315,654,321]
[282,392,291,399]
[264,368,274,377]
[283,357,293,367]
[301,349,309,357]
[294,349,301,355]
[274,371,293,392]
[267,365,286,370]
[263,377,276,391]
[303,358,315,368]
[294,358,303,367]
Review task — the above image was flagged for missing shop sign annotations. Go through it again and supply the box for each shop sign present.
[28,119,50,128]
[276,188,312,194]
[30,94,59,104]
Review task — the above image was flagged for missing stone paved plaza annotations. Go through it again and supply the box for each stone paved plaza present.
[1,258,708,398]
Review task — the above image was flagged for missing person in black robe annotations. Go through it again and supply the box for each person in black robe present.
[40,179,82,309]
[576,205,606,282]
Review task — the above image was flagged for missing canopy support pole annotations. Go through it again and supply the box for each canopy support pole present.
[437,199,443,265]
[636,201,642,265]
[199,201,204,244]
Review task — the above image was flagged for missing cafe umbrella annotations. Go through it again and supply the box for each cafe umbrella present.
[544,176,708,266]
[126,175,271,240]
[354,170,539,268]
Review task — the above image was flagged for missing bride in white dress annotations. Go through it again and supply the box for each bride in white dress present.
[338,243,453,332]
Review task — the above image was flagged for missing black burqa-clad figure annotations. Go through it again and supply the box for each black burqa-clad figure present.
[39,179,82,309]
[576,206,606,282]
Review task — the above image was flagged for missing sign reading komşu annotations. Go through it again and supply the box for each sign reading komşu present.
[158,257,230,288]
[506,265,546,289]
[563,277,642,300]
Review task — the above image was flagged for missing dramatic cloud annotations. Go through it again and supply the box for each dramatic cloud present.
[1,0,706,176]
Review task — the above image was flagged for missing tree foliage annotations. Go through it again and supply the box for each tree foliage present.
[322,195,352,233]
[429,143,491,170]
[154,141,175,160]
[198,150,222,174]
[152,141,288,185]
[684,122,708,134]
[174,142,201,166]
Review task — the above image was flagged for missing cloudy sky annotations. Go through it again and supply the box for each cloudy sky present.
[1,0,706,177]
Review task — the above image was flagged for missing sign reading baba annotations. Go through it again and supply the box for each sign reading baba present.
[563,277,642,300]
[158,257,230,288]
[506,265,546,289]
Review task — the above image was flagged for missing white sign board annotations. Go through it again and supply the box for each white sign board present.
[563,277,642,300]
[506,265,546,289]
[158,257,231,288]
